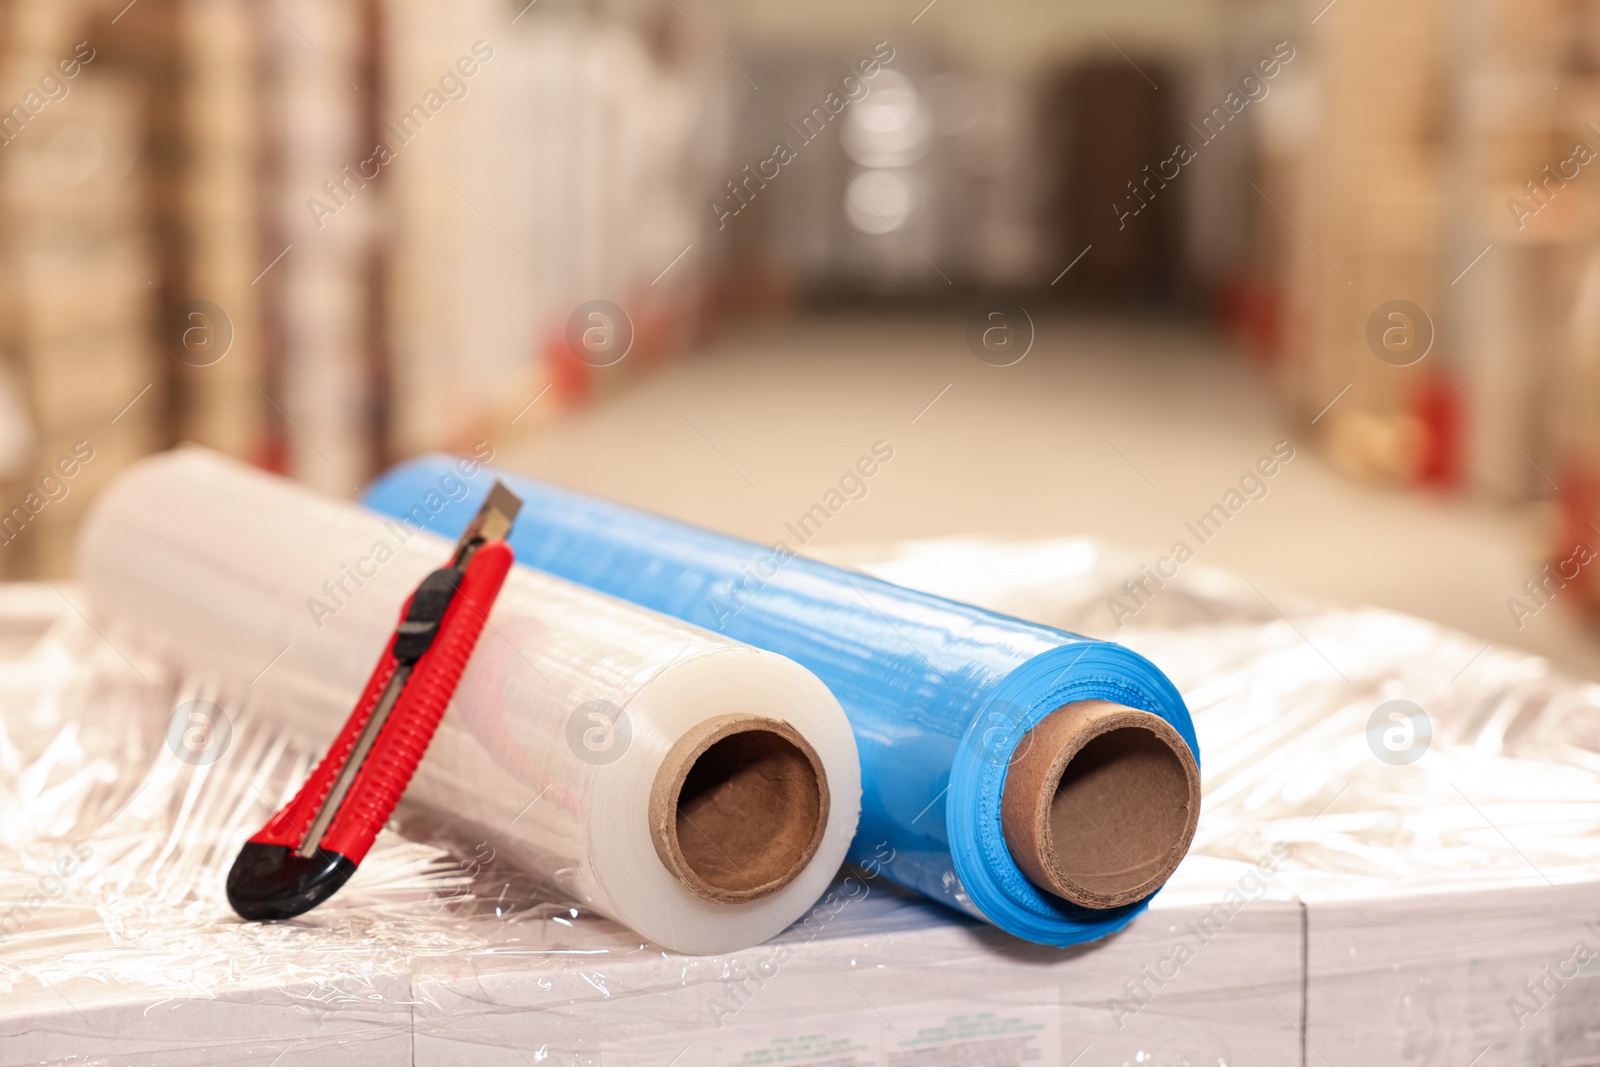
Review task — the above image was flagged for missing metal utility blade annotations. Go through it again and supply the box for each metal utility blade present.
[454,481,523,558]
[295,664,413,858]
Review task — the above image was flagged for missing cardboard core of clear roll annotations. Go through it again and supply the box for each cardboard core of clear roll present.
[650,715,830,903]
[1000,700,1201,909]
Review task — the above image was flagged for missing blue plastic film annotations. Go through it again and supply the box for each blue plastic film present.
[363,457,1200,945]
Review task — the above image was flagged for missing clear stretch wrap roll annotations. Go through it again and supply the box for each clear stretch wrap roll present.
[365,459,1203,945]
[77,449,861,954]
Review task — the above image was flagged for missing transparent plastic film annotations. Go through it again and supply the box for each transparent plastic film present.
[363,459,1202,946]
[75,448,861,954]
[4,536,1600,1064]
[823,537,1600,894]
[838,536,1600,1066]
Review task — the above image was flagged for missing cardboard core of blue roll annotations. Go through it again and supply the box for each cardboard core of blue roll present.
[649,715,830,904]
[1001,700,1201,910]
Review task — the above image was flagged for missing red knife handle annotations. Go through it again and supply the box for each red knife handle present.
[318,538,513,862]
[228,540,513,919]
[247,641,401,852]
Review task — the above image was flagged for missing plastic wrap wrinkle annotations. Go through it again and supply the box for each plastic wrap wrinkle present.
[10,528,1600,1062]
[364,459,1203,946]
[827,537,1600,898]
[74,449,861,955]
[833,539,1600,1066]
[1,581,1298,1066]
[0,606,496,1003]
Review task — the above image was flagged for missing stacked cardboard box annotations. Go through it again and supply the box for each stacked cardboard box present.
[0,0,723,571]
[1449,0,1572,501]
[0,872,1307,1067]
[1550,5,1600,618]
[0,0,272,577]
[1271,0,1600,510]
[383,3,719,457]
[1275,0,1448,486]
[256,0,375,495]
[0,1,161,578]
[383,0,562,457]
[173,0,265,462]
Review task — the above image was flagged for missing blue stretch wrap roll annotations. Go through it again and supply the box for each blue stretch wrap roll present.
[363,458,1199,945]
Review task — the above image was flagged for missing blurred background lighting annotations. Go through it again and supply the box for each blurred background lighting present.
[844,168,914,234]
[0,0,1593,679]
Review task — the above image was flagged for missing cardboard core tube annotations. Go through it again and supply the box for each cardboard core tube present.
[650,715,830,903]
[1000,700,1200,909]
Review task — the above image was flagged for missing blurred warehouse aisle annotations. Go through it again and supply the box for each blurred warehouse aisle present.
[0,0,1596,682]
[497,314,1600,683]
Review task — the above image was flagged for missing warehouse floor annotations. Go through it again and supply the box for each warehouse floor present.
[499,313,1600,682]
